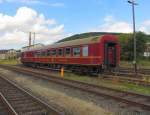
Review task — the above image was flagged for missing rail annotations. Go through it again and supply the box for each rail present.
[0,64,149,111]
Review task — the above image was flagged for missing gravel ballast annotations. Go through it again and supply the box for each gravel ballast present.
[0,68,149,115]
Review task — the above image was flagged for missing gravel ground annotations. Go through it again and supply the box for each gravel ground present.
[0,68,149,115]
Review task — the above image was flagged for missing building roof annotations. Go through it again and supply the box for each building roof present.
[0,50,9,54]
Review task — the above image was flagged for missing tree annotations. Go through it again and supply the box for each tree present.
[119,32,149,61]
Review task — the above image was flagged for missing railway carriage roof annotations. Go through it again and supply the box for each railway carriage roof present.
[44,35,102,49]
[23,35,103,52]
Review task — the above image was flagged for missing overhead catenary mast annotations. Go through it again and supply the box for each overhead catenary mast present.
[29,32,32,46]
[127,0,138,74]
[33,32,36,45]
[29,32,36,46]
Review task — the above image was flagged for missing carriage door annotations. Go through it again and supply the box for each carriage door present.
[104,42,117,68]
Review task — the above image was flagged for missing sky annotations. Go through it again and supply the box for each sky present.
[0,0,150,49]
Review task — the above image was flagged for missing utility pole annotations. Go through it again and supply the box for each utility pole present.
[29,32,32,46]
[33,32,35,45]
[128,0,138,74]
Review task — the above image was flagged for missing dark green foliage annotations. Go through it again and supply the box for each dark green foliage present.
[119,33,132,60]
[119,32,149,61]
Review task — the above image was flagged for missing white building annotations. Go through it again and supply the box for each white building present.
[0,50,9,59]
[144,42,150,57]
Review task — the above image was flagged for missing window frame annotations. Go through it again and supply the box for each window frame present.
[58,48,63,56]
[35,51,41,57]
[41,51,46,57]
[82,45,89,56]
[65,47,71,56]
[73,47,80,57]
[47,50,51,56]
[52,49,56,56]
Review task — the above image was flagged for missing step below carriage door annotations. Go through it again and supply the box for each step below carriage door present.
[104,42,117,68]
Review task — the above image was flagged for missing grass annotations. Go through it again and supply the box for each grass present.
[0,59,20,65]
[51,72,150,95]
[120,61,133,68]
[120,60,150,69]
[118,83,150,95]
[137,60,150,68]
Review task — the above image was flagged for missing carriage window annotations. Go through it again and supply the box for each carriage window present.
[41,51,46,56]
[58,49,63,56]
[83,46,88,56]
[52,49,56,56]
[47,50,51,56]
[35,51,41,57]
[65,48,71,56]
[21,53,24,57]
[73,47,80,56]
[32,52,34,57]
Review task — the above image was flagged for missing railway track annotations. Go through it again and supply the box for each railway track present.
[16,65,150,87]
[16,64,150,87]
[0,73,62,115]
[0,64,150,111]
[0,92,16,115]
[102,74,150,87]
[118,67,150,75]
[30,65,150,86]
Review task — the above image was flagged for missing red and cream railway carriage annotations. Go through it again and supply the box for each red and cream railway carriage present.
[21,35,120,74]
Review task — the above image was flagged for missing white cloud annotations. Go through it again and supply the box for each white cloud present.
[0,7,66,49]
[139,19,150,34]
[91,15,150,34]
[91,15,133,33]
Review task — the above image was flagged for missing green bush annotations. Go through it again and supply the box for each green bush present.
[119,31,149,61]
